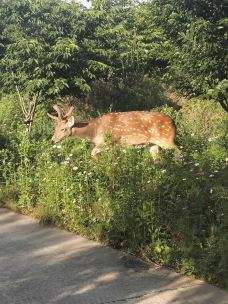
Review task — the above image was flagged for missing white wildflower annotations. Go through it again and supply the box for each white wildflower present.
[56,145,62,149]
[208,137,217,142]
[161,169,166,173]
[66,157,70,161]
[69,154,73,157]
[191,133,195,137]
[209,174,214,178]
[194,163,199,167]
[182,178,187,181]
[72,166,78,171]
[226,158,228,162]
[210,189,213,194]
[61,161,69,165]
[53,144,57,148]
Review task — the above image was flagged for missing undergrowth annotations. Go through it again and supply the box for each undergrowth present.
[0,97,228,289]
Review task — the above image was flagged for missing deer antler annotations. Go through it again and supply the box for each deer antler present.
[53,104,62,119]
[65,106,75,118]
[47,113,59,121]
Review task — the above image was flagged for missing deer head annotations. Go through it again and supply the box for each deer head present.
[47,105,75,143]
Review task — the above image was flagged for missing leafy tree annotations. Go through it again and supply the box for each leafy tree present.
[0,0,227,110]
[0,0,107,97]
[151,0,228,110]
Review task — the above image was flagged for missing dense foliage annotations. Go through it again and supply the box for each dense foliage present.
[0,98,228,289]
[0,0,227,290]
[0,0,227,108]
[152,0,228,107]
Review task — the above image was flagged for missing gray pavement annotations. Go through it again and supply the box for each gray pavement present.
[0,208,228,304]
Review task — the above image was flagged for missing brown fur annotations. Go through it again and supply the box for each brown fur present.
[47,105,178,158]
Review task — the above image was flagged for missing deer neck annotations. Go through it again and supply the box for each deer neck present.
[71,122,95,142]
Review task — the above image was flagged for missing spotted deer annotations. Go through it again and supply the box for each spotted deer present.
[47,105,178,158]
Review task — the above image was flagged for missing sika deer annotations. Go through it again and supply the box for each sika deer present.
[47,105,178,158]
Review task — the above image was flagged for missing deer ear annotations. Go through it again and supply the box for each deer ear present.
[67,116,75,128]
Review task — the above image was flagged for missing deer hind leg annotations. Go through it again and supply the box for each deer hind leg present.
[149,145,160,160]
[156,140,183,159]
[171,145,183,158]
[91,146,103,158]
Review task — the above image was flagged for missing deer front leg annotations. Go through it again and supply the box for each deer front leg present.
[91,146,103,158]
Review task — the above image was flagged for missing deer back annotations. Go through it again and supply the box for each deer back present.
[91,111,176,148]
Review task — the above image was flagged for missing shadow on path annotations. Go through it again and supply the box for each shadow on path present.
[0,208,227,304]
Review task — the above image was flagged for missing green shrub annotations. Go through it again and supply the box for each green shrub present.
[175,99,228,154]
[87,76,170,112]
[1,97,228,289]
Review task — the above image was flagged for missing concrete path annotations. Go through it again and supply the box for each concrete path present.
[0,208,228,304]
